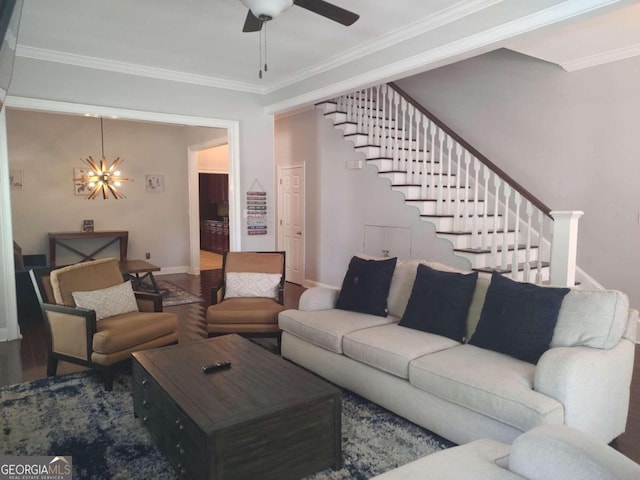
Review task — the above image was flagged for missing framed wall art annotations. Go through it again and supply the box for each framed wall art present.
[9,169,22,190]
[74,167,92,195]
[145,174,164,192]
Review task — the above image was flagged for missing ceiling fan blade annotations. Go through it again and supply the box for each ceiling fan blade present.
[294,0,359,26]
[242,10,263,32]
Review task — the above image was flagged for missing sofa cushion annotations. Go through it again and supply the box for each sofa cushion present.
[278,308,396,354]
[224,272,281,299]
[343,323,460,379]
[72,280,139,320]
[336,256,397,317]
[370,438,519,480]
[93,311,177,354]
[387,260,467,318]
[399,265,478,342]
[409,344,564,433]
[469,273,570,364]
[552,289,630,349]
[50,258,125,306]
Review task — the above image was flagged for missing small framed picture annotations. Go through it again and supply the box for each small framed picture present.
[82,219,94,232]
[74,167,92,195]
[145,174,164,192]
[9,169,22,190]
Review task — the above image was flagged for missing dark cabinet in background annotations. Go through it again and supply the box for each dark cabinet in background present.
[199,173,230,253]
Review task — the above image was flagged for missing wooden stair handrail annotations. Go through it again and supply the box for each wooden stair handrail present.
[388,82,552,217]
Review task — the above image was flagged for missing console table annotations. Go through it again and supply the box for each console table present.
[48,231,128,267]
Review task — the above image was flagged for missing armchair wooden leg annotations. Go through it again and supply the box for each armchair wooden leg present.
[103,369,114,391]
[46,356,58,377]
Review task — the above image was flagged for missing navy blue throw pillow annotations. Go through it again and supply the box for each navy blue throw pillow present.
[399,264,478,342]
[336,256,397,317]
[469,272,570,364]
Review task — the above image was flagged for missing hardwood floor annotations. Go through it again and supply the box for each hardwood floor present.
[4,272,640,464]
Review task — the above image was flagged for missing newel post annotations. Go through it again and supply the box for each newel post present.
[549,210,584,287]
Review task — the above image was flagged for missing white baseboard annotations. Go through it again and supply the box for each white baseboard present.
[155,266,190,275]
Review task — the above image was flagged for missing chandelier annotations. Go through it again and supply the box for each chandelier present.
[74,118,131,199]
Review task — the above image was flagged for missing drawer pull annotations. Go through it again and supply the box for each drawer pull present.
[142,416,148,423]
[141,379,150,388]
[176,442,184,455]
[175,419,185,431]
[142,400,150,409]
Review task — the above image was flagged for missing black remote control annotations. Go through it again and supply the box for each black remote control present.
[202,361,231,374]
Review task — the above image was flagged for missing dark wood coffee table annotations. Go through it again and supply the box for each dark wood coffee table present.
[132,334,342,480]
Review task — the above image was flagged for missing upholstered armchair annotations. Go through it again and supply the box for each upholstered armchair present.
[206,251,286,348]
[30,258,178,390]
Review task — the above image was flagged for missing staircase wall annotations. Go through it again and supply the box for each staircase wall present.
[396,48,640,308]
[275,108,470,288]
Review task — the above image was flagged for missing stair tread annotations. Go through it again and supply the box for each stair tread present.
[405,196,481,201]
[474,261,550,273]
[379,170,452,175]
[436,229,515,235]
[454,244,536,254]
[355,145,428,152]
[365,156,435,162]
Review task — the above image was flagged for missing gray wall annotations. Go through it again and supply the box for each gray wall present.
[8,110,224,268]
[275,108,468,288]
[396,49,640,308]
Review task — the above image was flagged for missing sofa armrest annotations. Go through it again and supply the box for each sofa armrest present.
[509,425,640,480]
[134,291,163,312]
[298,287,340,311]
[41,303,96,362]
[534,340,635,442]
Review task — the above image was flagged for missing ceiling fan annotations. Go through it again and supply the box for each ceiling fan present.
[240,0,360,32]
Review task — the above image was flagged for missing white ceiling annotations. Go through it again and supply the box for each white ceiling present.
[509,1,640,71]
[13,0,640,109]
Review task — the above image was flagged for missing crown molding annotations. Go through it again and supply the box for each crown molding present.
[262,0,504,93]
[561,42,640,71]
[15,45,266,94]
[14,0,625,100]
[264,0,626,113]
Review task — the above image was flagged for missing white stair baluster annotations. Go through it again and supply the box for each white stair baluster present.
[421,117,429,198]
[524,201,533,282]
[429,122,437,199]
[453,144,462,231]
[380,86,388,155]
[501,184,512,271]
[436,131,445,214]
[393,92,400,170]
[471,157,480,250]
[536,211,545,284]
[463,151,471,232]
[407,105,415,181]
[413,113,422,185]
[481,165,490,249]
[491,175,501,264]
[374,86,381,145]
[446,137,454,214]
[400,98,407,172]
[511,192,522,279]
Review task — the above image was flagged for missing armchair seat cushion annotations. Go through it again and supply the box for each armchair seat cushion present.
[207,298,285,325]
[93,311,177,354]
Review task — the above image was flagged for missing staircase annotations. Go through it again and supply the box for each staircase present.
[317,83,581,285]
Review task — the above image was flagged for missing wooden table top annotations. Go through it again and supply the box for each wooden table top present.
[132,335,341,433]
[119,260,160,274]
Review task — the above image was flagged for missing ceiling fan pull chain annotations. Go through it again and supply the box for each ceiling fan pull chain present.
[258,27,262,79]
[264,22,268,73]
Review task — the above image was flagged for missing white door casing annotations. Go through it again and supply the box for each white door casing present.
[278,164,304,285]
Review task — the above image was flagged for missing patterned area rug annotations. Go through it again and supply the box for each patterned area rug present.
[0,368,453,479]
[156,279,204,307]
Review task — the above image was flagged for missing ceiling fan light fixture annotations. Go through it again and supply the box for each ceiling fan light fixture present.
[240,0,293,20]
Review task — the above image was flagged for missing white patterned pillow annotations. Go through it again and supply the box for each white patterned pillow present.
[224,272,281,299]
[72,281,139,320]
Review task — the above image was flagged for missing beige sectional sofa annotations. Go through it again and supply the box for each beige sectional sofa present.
[278,260,637,445]
[371,425,640,480]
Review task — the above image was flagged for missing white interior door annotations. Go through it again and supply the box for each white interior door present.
[278,165,304,285]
